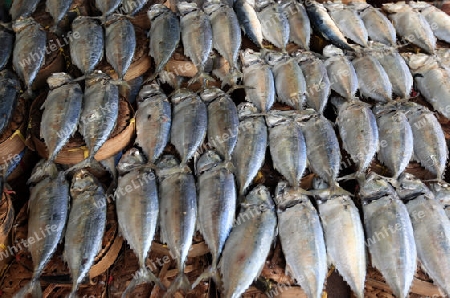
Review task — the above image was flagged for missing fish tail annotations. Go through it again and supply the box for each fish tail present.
[191,263,221,289]
[187,71,215,87]
[13,278,42,298]
[64,157,93,176]
[163,271,191,298]
[111,79,131,89]
[67,290,78,298]
[122,267,165,297]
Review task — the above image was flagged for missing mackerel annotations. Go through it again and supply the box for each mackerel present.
[46,0,73,30]
[95,0,123,17]
[0,69,19,136]
[429,182,450,218]
[359,6,396,46]
[0,27,14,70]
[9,0,40,20]
[282,0,310,50]
[327,3,368,47]
[234,0,263,48]
[255,0,289,51]
[410,1,450,44]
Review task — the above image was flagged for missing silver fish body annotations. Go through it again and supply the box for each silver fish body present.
[275,182,326,298]
[421,5,450,44]
[327,4,368,47]
[41,74,83,162]
[256,1,289,51]
[335,100,378,173]
[352,55,392,102]
[234,0,263,48]
[200,88,238,161]
[148,5,180,78]
[105,15,136,80]
[282,1,310,50]
[266,111,306,187]
[0,69,19,136]
[429,182,450,218]
[65,170,107,297]
[10,0,40,20]
[219,185,276,298]
[232,103,267,195]
[360,6,396,46]
[0,28,14,70]
[95,0,123,16]
[135,83,171,163]
[121,0,150,15]
[70,17,104,74]
[46,0,73,27]
[374,107,413,179]
[170,89,207,164]
[12,18,47,94]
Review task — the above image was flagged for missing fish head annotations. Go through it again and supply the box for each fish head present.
[358,172,396,202]
[408,1,431,10]
[47,73,74,89]
[239,48,262,68]
[85,71,111,87]
[105,13,126,25]
[429,182,450,204]
[177,2,199,16]
[263,50,288,66]
[72,16,98,28]
[396,173,432,201]
[171,89,196,105]
[156,155,180,169]
[242,184,275,211]
[400,53,437,73]
[12,16,38,32]
[237,102,259,120]
[148,4,171,21]
[138,82,165,103]
[196,150,222,175]
[382,2,411,13]
[254,0,270,11]
[70,169,98,193]
[274,181,309,210]
[265,110,295,127]
[323,44,344,58]
[351,2,371,11]
[117,148,146,175]
[28,160,58,184]
[203,1,222,15]
[200,87,226,103]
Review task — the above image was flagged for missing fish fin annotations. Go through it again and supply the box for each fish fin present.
[122,267,165,297]
[13,279,42,298]
[191,265,221,289]
[163,271,191,298]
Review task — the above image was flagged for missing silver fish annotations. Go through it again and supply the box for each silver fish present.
[204,1,241,75]
[359,173,417,298]
[157,155,197,297]
[135,82,171,163]
[352,54,392,102]
[429,182,450,218]
[13,161,69,298]
[359,6,396,46]
[298,111,341,187]
[234,0,263,48]
[266,111,306,187]
[9,0,40,20]
[170,89,207,164]
[121,0,150,15]
[0,69,19,136]
[178,2,213,85]
[383,3,436,54]
[0,28,14,70]
[305,1,352,51]
[373,105,413,179]
[265,51,306,110]
[327,3,368,47]
[95,0,123,17]
[410,2,450,44]
[200,88,238,161]
[297,52,331,114]
[219,185,276,298]
[255,0,289,51]
[275,182,326,298]
[232,102,267,195]
[148,4,180,81]
[46,0,73,29]
[282,0,310,50]
[12,17,46,96]
[401,102,447,180]
[105,14,136,81]
[333,98,378,174]
[240,49,275,112]
[79,73,119,163]
[313,178,366,298]
[70,17,104,74]
[65,169,107,298]
[323,45,358,99]
[115,148,163,296]
[41,73,83,162]
[193,150,236,287]
[395,173,450,297]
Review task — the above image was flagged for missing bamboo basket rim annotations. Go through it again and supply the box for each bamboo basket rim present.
[0,98,28,164]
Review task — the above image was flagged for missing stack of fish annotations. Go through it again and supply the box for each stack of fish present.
[3,0,450,297]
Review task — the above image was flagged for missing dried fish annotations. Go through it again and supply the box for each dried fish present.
[46,0,73,30]
[0,69,19,136]
[282,0,310,50]
[410,1,450,44]
[255,0,289,51]
[9,0,40,20]
[359,5,396,46]
[429,182,450,218]
[327,3,368,47]
[234,0,263,48]
[95,0,123,17]
[0,27,14,70]
[121,0,150,15]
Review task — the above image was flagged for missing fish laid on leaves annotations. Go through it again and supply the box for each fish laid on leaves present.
[313,178,366,298]
[305,0,352,51]
[234,0,263,48]
[0,27,14,70]
[429,182,450,218]
[135,82,171,164]
[326,3,368,47]
[178,2,213,86]
[70,16,104,75]
[266,110,306,187]
[13,161,69,298]
[383,3,436,54]
[323,45,358,100]
[9,0,40,20]
[359,5,396,46]
[157,155,197,297]
[264,51,306,110]
[332,97,378,176]
[192,150,236,288]
[170,89,207,164]
[105,14,136,81]
[232,102,267,196]
[95,0,123,18]
[255,0,289,51]
[282,0,310,50]
[41,73,83,163]
[200,88,238,161]
[275,182,326,298]
[240,49,275,112]
[115,149,164,297]
[12,17,47,97]
[296,51,331,114]
[358,173,417,298]
[219,185,277,298]
[64,169,107,298]
[395,173,450,297]
[373,104,413,179]
[0,69,19,136]
[410,1,450,44]
[46,0,74,31]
